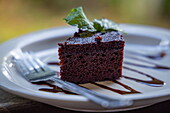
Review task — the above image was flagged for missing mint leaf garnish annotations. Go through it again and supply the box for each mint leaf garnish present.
[64,7,125,36]
[93,19,123,32]
[64,7,95,31]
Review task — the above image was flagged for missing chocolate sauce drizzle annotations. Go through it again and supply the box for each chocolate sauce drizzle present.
[34,51,169,95]
[91,81,141,95]
[123,66,165,87]
[48,62,60,66]
[32,81,76,95]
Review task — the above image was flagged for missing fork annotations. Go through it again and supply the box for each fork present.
[12,52,133,109]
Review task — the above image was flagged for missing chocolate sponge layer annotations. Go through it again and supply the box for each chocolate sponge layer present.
[58,31,124,84]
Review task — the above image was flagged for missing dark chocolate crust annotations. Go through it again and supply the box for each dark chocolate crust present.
[66,31,124,44]
[58,31,124,84]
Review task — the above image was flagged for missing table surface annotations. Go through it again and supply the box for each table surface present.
[0,88,170,113]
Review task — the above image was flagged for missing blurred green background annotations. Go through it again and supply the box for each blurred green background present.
[0,0,170,43]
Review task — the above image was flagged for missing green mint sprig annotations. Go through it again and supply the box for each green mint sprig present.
[64,7,125,36]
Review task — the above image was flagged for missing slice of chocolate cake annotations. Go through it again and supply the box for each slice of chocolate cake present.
[58,31,124,84]
[58,7,125,84]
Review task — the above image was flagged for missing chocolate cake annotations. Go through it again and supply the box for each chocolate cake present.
[58,31,124,84]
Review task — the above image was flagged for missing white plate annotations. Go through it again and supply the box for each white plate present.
[0,24,170,112]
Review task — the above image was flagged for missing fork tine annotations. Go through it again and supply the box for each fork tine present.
[22,52,55,82]
[13,56,36,81]
[13,57,30,77]
[22,53,37,74]
[13,52,39,79]
[28,52,54,73]
[27,52,45,72]
[25,52,43,73]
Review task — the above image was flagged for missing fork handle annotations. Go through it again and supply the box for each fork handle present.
[50,77,133,108]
